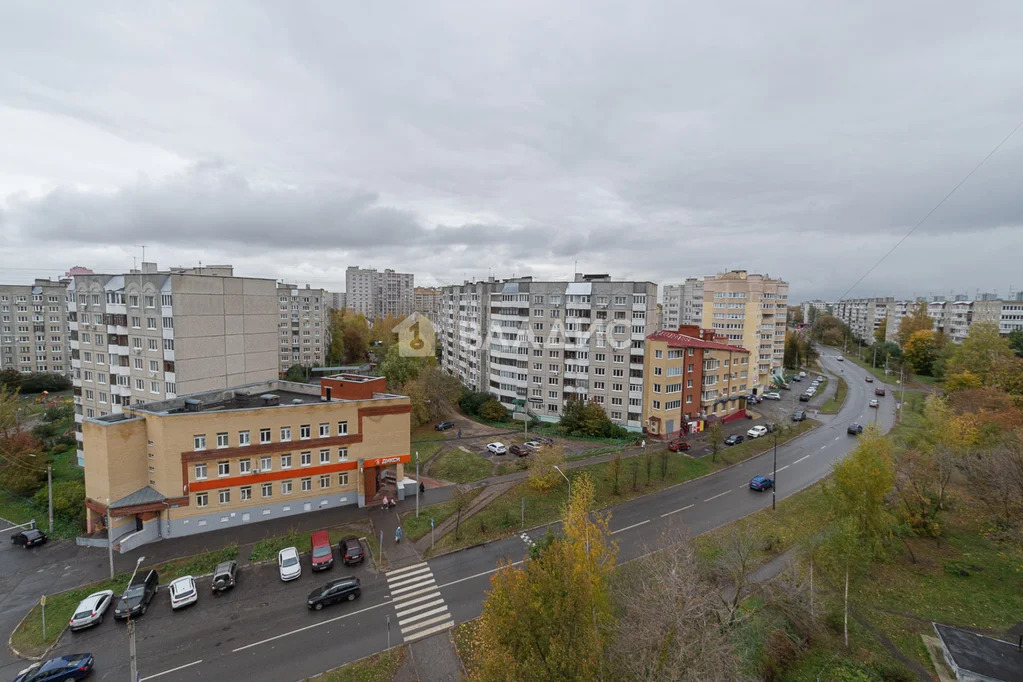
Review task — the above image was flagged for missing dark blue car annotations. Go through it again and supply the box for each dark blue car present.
[14,653,94,682]
[749,475,774,491]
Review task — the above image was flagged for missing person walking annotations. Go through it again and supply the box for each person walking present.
[395,526,403,543]
[457,428,462,439]
[419,481,425,495]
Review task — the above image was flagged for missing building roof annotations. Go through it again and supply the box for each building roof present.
[646,330,750,354]
[933,623,1023,682]
[109,486,166,510]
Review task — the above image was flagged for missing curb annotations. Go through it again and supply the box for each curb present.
[8,599,66,662]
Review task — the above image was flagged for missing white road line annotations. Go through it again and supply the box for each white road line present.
[834,436,840,441]
[435,561,525,590]
[611,519,650,535]
[387,565,432,583]
[403,612,455,636]
[140,660,203,681]
[385,562,431,578]
[794,455,810,464]
[393,591,442,611]
[399,604,450,627]
[776,465,789,471]
[391,577,436,595]
[388,570,432,589]
[820,445,827,450]
[391,584,439,602]
[403,619,456,643]
[660,504,694,517]
[705,490,731,502]
[233,599,391,652]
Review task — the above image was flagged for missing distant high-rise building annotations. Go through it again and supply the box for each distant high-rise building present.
[344,266,414,319]
[834,297,894,342]
[0,278,72,376]
[276,283,328,369]
[413,287,442,320]
[661,278,704,330]
[325,291,347,311]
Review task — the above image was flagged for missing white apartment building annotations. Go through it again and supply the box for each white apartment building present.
[344,267,414,319]
[69,263,279,466]
[701,270,788,392]
[800,299,831,321]
[885,293,1023,345]
[276,283,328,369]
[835,297,894,342]
[661,278,704,330]
[0,278,72,376]
[437,279,505,391]
[413,287,442,320]
[972,295,1023,336]
[325,291,347,312]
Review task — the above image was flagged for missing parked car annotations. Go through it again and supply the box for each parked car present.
[875,387,886,396]
[865,376,874,383]
[114,569,158,620]
[792,375,802,382]
[762,392,781,400]
[486,442,507,455]
[310,530,334,571]
[837,356,844,361]
[434,421,454,431]
[806,387,817,396]
[847,423,864,435]
[169,576,198,610]
[307,577,361,611]
[278,547,302,582]
[509,444,527,457]
[667,438,690,452]
[747,425,768,439]
[799,371,807,377]
[799,393,811,402]
[869,399,879,408]
[523,441,542,451]
[792,410,806,422]
[340,537,364,566]
[211,561,238,593]
[749,475,774,491]
[68,590,113,631]
[535,435,555,445]
[11,529,47,548]
[724,434,745,446]
[13,653,94,682]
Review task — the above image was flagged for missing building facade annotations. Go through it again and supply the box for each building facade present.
[68,264,279,466]
[325,291,347,312]
[277,283,328,369]
[344,266,414,319]
[83,375,411,551]
[834,297,894,342]
[660,278,704,330]
[972,295,1023,336]
[0,278,71,376]
[436,279,505,392]
[413,287,442,320]
[642,326,751,439]
[701,270,788,393]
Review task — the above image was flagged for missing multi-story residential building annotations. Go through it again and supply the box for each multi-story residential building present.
[701,270,788,393]
[660,278,704,330]
[436,279,505,392]
[642,326,751,440]
[0,278,72,376]
[325,291,347,312]
[972,294,1023,336]
[344,266,414,319]
[276,283,328,369]
[68,263,279,466]
[835,297,894,342]
[799,300,831,321]
[413,287,442,320]
[82,374,411,551]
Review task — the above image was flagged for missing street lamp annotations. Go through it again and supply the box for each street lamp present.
[553,465,571,499]
[772,425,779,511]
[125,555,146,682]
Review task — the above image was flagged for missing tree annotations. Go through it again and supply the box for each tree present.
[0,384,20,438]
[708,421,724,463]
[897,301,932,347]
[903,329,938,375]
[475,474,616,682]
[714,525,758,626]
[326,309,346,365]
[402,367,462,427]
[33,480,85,526]
[528,444,567,491]
[0,431,46,495]
[377,343,431,390]
[825,427,895,557]
[283,364,309,382]
[342,312,371,364]
[370,314,406,355]
[459,390,492,417]
[608,453,622,495]
[874,318,887,345]
[783,332,801,370]
[1009,329,1023,358]
[559,399,624,438]
[451,486,473,540]
[0,368,21,392]
[479,399,508,422]
[945,322,1016,386]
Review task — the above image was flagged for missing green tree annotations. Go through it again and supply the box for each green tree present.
[903,329,938,375]
[33,480,86,526]
[0,368,21,392]
[707,421,723,463]
[377,343,431,389]
[874,318,887,344]
[945,322,1015,386]
[528,444,567,491]
[342,312,371,364]
[479,399,508,422]
[459,390,492,417]
[370,314,406,355]
[326,309,346,365]
[783,332,800,370]
[825,427,895,557]
[1009,329,1023,358]
[402,367,462,427]
[608,453,622,495]
[283,364,309,382]
[897,301,932,347]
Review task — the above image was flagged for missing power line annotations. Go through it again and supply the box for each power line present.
[0,448,47,472]
[839,117,1023,301]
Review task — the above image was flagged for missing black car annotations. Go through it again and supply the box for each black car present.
[792,410,806,422]
[509,444,527,457]
[11,529,47,548]
[211,560,238,593]
[799,393,811,402]
[339,537,364,566]
[724,434,745,446]
[307,577,361,610]
[535,435,554,445]
[114,569,159,620]
[434,421,454,431]
[847,423,864,435]
[13,653,94,682]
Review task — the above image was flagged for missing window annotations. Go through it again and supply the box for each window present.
[262,483,272,498]
[196,492,208,507]
[655,349,663,359]
[218,489,231,504]
[218,461,230,477]
[281,480,293,495]
[319,423,330,437]
[319,474,330,489]
[194,434,206,451]
[653,400,661,409]
[319,449,330,464]
[238,430,250,447]
[301,451,311,466]
[260,428,271,444]
[337,421,348,435]
[133,357,143,370]
[240,486,252,501]
[338,448,348,462]
[280,426,291,441]
[338,473,349,486]
[146,317,156,330]
[300,424,310,439]
[239,459,252,474]
[301,478,312,492]
[194,463,207,480]
[256,456,270,473]
[217,433,229,448]
[280,454,291,468]
[162,317,173,329]
[145,295,155,308]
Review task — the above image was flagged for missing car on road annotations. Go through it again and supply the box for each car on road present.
[11,529,47,548]
[869,399,879,408]
[486,442,507,455]
[311,530,334,571]
[799,371,807,377]
[747,425,768,439]
[307,577,361,611]
[668,438,690,452]
[792,410,806,422]
[749,475,774,491]
[762,392,781,400]
[169,575,198,610]
[847,423,864,435]
[13,653,94,682]
[724,434,745,446]
[792,375,802,381]
[279,547,302,582]
[434,421,454,431]
[837,356,844,361]
[523,441,542,451]
[69,590,114,631]
[340,537,364,566]
[865,376,874,383]
[211,561,238,593]
[114,569,158,620]
[799,393,811,402]
[509,444,527,457]
[875,387,886,396]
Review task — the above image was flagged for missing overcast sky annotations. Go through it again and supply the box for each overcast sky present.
[2,1,1022,302]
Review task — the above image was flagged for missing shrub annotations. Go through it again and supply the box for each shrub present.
[18,372,72,394]
[33,480,86,526]
[761,629,800,681]
[479,399,508,422]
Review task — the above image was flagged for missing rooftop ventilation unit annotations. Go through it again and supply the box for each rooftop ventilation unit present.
[184,398,202,412]
[260,393,280,406]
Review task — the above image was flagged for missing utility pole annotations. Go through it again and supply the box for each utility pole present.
[872,345,877,369]
[106,506,114,579]
[415,451,420,519]
[899,366,906,424]
[772,426,778,511]
[47,465,53,533]
[124,556,145,682]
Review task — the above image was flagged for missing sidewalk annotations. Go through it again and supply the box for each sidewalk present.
[413,480,517,555]
[377,506,422,570]
[394,631,464,682]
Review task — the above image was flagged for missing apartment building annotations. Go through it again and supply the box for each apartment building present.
[0,278,71,376]
[276,283,328,369]
[835,297,894,342]
[883,293,1022,345]
[325,291,347,312]
[82,374,411,551]
[436,278,506,391]
[413,287,442,320]
[972,295,1023,336]
[799,300,831,321]
[68,264,279,466]
[345,266,414,319]
[642,326,751,439]
[701,270,788,392]
[660,278,704,330]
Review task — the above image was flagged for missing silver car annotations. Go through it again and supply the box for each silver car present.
[69,589,114,631]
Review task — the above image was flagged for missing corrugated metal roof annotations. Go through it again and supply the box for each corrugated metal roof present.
[109,486,166,509]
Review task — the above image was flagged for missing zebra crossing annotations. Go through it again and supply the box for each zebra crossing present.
[384,562,454,643]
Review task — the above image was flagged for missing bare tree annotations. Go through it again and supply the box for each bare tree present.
[451,486,473,540]
[713,524,758,626]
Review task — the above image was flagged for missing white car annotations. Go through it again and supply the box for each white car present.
[762,392,782,400]
[869,399,879,408]
[523,441,542,451]
[799,371,806,377]
[837,356,844,361]
[69,589,114,631]
[747,425,768,439]
[279,547,302,582]
[486,442,507,455]
[169,575,198,610]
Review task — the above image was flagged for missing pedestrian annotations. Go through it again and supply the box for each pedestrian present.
[457,428,462,439]
[382,495,389,508]
[419,481,425,495]
[395,526,403,543]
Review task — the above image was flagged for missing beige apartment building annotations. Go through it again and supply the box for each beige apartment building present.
[69,264,279,466]
[277,283,328,369]
[83,374,412,551]
[701,270,788,393]
[414,287,442,320]
[0,278,71,376]
[345,266,414,319]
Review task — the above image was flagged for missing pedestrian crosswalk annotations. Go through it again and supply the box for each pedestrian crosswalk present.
[519,532,535,548]
[384,562,454,643]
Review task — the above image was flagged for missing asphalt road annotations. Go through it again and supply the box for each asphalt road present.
[9,353,894,681]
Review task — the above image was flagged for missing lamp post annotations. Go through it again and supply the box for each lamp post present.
[106,501,114,580]
[553,465,571,499]
[415,451,420,519]
[124,555,146,682]
[772,425,778,511]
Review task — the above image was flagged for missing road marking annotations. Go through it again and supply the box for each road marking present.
[611,519,650,535]
[388,567,432,588]
[794,455,810,464]
[519,532,535,548]
[777,465,789,471]
[705,490,731,502]
[233,601,390,652]
[391,577,436,595]
[386,562,454,641]
[660,504,694,517]
[435,560,525,590]
[385,562,433,578]
[399,604,449,627]
[820,445,827,450]
[834,436,840,441]
[403,619,456,643]
[140,660,203,681]
[394,591,442,613]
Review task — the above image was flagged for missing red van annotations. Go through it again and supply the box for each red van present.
[310,530,334,571]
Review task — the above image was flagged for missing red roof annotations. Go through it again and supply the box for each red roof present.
[646,330,749,353]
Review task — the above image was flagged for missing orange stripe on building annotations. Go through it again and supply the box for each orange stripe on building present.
[187,454,410,492]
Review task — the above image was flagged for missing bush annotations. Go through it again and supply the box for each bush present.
[824,608,845,635]
[18,372,72,394]
[459,390,492,416]
[33,480,86,526]
[479,399,508,422]
[761,629,800,681]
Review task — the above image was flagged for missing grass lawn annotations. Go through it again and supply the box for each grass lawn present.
[309,648,406,681]
[453,618,483,679]
[0,489,36,525]
[565,444,625,462]
[48,443,83,483]
[818,375,848,414]
[401,488,482,541]
[494,459,529,476]
[248,521,374,562]
[710,419,820,467]
[427,448,493,483]
[153,544,239,583]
